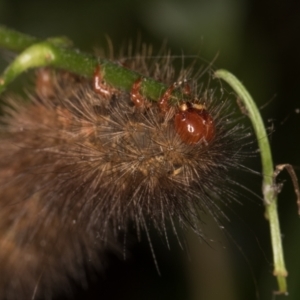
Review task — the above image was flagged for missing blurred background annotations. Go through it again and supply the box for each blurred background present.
[0,0,300,299]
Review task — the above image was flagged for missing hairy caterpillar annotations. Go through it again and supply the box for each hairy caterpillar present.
[0,46,250,300]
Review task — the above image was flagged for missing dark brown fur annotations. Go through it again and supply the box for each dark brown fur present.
[0,55,248,299]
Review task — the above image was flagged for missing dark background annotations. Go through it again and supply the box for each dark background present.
[1,0,300,299]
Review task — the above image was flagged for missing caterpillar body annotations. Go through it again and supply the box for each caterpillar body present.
[0,49,249,299]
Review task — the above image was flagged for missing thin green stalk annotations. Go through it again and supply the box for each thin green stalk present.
[215,69,288,294]
[0,26,38,52]
[0,26,184,104]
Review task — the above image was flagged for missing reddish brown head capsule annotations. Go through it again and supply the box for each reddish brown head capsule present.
[174,104,215,145]
[129,77,215,145]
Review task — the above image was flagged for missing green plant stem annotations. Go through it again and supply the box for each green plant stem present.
[215,69,288,294]
[0,26,185,104]
[0,26,38,52]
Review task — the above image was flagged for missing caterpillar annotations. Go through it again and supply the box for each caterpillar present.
[0,46,250,299]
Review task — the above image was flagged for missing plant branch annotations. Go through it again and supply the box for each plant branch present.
[0,26,181,103]
[0,26,38,52]
[215,69,288,295]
